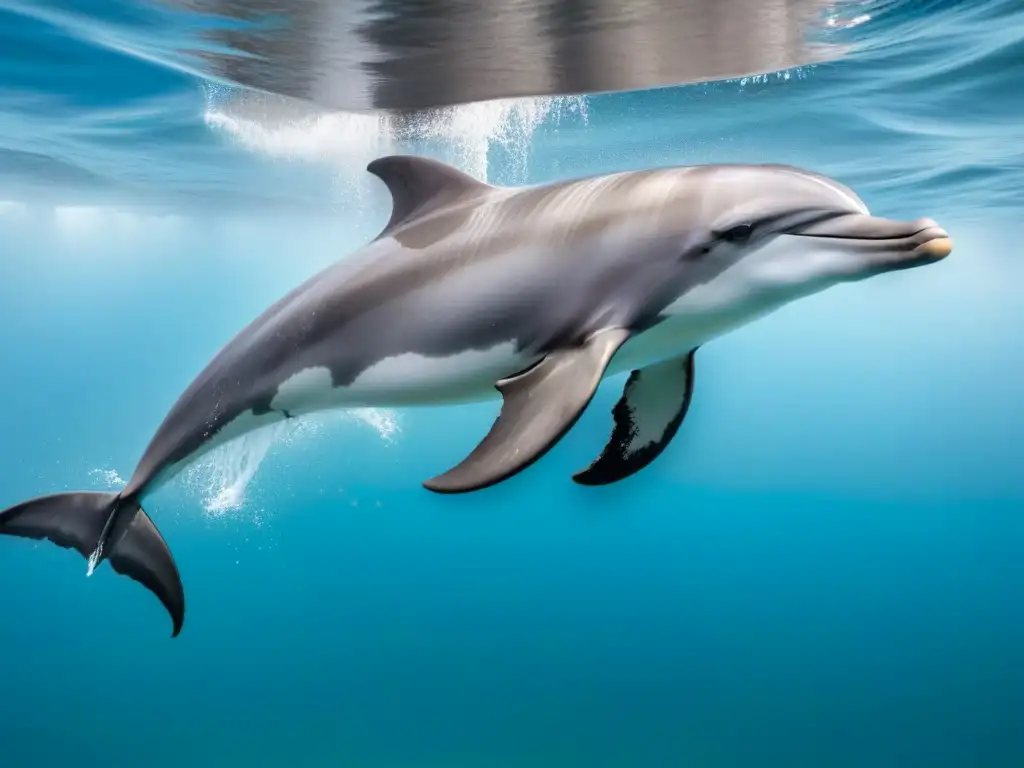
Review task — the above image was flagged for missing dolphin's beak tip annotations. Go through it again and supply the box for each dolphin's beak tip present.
[914,236,953,260]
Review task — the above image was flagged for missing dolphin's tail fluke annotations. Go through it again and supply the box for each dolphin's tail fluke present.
[0,491,184,636]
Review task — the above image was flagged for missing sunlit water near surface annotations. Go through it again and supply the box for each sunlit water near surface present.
[1,1,1023,766]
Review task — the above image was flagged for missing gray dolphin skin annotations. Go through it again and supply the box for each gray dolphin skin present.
[0,155,953,636]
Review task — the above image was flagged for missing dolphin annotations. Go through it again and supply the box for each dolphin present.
[0,155,953,636]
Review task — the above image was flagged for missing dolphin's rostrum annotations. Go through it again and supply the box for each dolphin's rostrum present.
[0,155,953,636]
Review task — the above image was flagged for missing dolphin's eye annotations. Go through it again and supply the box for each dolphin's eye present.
[719,223,754,244]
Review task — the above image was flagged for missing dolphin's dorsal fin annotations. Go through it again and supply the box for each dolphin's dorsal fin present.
[366,154,492,237]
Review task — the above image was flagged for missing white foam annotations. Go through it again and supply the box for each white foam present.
[80,403,399,521]
[186,421,287,516]
[203,87,587,186]
[343,408,400,444]
[826,11,872,29]
[204,99,392,168]
[88,467,125,489]
[182,406,401,516]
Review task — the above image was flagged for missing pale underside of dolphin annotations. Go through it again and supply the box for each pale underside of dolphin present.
[0,154,953,637]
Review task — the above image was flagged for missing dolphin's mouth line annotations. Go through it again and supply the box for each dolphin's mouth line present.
[792,225,939,242]
[786,218,953,264]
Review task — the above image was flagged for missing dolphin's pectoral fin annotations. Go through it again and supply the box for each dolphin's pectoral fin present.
[423,328,633,494]
[573,348,698,486]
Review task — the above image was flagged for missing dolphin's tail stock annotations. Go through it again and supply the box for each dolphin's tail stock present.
[0,491,185,636]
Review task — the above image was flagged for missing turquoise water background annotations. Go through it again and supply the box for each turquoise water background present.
[1,1,1022,766]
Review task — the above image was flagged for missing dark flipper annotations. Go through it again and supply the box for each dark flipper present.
[0,491,185,637]
[424,327,633,494]
[574,348,697,486]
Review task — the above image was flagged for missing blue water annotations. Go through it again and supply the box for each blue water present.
[1,1,1023,766]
